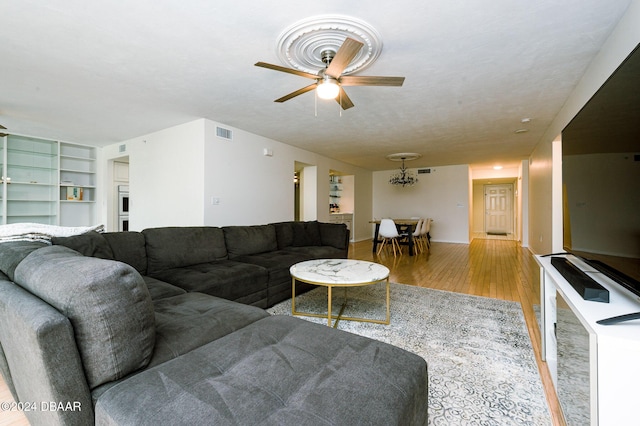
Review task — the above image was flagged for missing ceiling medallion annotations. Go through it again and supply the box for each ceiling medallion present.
[276,15,383,75]
[387,153,421,187]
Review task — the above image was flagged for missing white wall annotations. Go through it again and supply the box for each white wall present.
[202,119,294,225]
[519,160,529,247]
[200,119,372,235]
[100,120,205,230]
[471,182,485,233]
[528,137,555,254]
[372,164,470,243]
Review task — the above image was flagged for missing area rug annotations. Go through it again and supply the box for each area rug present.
[268,282,550,425]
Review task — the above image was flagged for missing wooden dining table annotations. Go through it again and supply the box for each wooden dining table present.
[369,219,420,256]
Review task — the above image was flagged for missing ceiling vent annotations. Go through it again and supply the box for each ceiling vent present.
[418,168,431,174]
[216,126,233,140]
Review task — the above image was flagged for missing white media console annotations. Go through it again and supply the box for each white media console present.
[536,255,640,425]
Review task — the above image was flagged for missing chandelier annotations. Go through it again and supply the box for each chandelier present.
[387,153,421,187]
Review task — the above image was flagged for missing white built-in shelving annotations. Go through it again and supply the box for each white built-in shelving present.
[0,135,97,226]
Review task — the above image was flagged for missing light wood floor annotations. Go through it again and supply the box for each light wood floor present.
[0,237,563,426]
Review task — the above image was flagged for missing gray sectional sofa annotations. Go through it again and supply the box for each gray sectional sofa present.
[0,221,428,425]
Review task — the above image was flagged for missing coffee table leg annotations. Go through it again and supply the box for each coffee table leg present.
[327,285,332,327]
[291,277,296,316]
[385,277,390,324]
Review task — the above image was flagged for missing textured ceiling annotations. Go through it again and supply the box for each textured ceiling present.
[0,0,633,171]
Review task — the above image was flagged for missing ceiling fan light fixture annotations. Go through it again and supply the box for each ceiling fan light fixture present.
[316,78,340,99]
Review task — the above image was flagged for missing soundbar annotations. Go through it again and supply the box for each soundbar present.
[550,257,609,303]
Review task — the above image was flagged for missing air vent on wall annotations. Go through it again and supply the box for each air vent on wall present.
[418,168,431,174]
[216,126,233,140]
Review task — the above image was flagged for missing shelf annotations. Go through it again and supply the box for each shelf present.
[60,168,95,174]
[60,200,95,203]
[5,181,57,186]
[7,181,58,186]
[60,154,97,161]
[7,214,56,218]
[7,199,56,202]
[7,164,56,172]
[7,148,57,157]
[59,184,96,188]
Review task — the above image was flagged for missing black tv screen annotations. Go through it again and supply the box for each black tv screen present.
[561,43,640,294]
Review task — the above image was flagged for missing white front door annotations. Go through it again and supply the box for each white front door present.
[485,184,512,234]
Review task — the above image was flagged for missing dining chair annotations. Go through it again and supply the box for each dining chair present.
[422,218,432,250]
[411,218,424,254]
[377,218,405,258]
[413,218,429,252]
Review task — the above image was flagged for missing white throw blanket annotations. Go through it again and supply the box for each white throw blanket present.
[0,223,105,244]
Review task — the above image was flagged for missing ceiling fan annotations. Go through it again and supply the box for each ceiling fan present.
[255,37,404,110]
[0,124,7,137]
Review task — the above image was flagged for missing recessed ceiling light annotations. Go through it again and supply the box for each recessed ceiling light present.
[521,118,531,123]
[515,129,529,134]
[493,165,503,170]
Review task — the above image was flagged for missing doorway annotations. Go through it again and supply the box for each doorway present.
[294,161,317,222]
[111,157,129,231]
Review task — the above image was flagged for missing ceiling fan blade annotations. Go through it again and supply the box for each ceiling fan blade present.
[255,62,318,80]
[336,87,355,110]
[325,38,364,78]
[274,83,318,103]
[339,76,405,87]
[0,133,8,137]
[0,124,6,129]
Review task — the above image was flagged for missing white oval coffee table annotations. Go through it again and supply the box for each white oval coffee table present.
[289,259,390,327]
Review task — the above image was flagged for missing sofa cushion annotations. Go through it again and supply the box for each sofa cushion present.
[144,276,186,301]
[147,292,270,368]
[143,227,228,274]
[271,222,295,249]
[51,231,114,259]
[13,246,155,389]
[231,250,307,284]
[0,241,48,280]
[94,315,428,426]
[319,222,349,249]
[102,232,148,274]
[223,225,278,258]
[91,292,271,403]
[291,221,322,247]
[150,260,269,307]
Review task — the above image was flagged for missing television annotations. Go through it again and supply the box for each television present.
[561,43,640,304]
